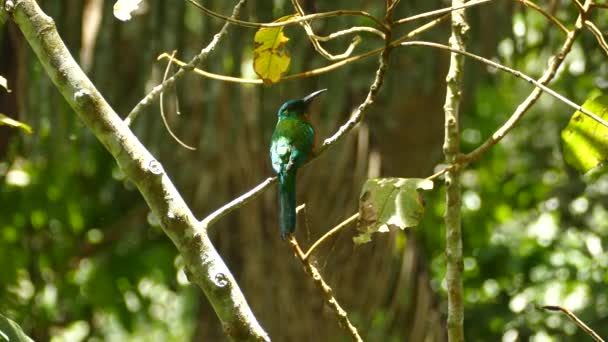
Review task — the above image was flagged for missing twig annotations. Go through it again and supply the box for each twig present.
[571,0,585,12]
[584,20,608,57]
[442,1,468,341]
[314,26,385,41]
[187,0,389,32]
[124,0,247,126]
[287,235,363,342]
[542,305,605,342]
[290,0,364,61]
[200,177,275,231]
[515,0,568,34]
[303,213,359,260]
[427,165,453,181]
[395,0,493,25]
[159,51,196,150]
[400,41,608,129]
[156,13,448,86]
[463,0,593,164]
[317,12,395,154]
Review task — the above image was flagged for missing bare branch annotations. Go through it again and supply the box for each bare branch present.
[463,0,594,164]
[303,213,359,260]
[186,0,389,32]
[395,0,493,25]
[542,306,605,342]
[288,234,362,341]
[124,0,247,126]
[156,13,447,86]
[159,51,196,150]
[400,41,608,128]
[200,177,275,230]
[584,20,608,57]
[515,0,568,34]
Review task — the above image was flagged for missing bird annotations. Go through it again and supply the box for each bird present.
[270,89,327,239]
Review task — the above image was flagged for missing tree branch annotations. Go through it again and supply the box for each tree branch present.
[399,41,608,128]
[288,235,362,341]
[442,1,468,341]
[542,305,604,342]
[463,0,593,164]
[124,0,247,126]
[7,1,268,340]
[186,0,389,32]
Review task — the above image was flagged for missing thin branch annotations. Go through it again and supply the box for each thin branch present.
[572,0,585,12]
[400,41,608,128]
[515,0,569,34]
[303,213,359,260]
[584,20,608,57]
[314,26,385,41]
[159,51,196,150]
[187,0,389,32]
[463,0,593,164]
[200,177,275,230]
[156,14,447,86]
[427,165,453,181]
[288,234,363,342]
[542,306,605,342]
[290,0,363,61]
[395,0,493,25]
[124,0,247,126]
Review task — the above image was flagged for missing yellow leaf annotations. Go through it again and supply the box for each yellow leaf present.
[0,113,33,134]
[253,15,293,84]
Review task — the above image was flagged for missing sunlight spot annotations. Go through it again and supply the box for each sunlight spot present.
[528,212,557,246]
[585,234,603,256]
[509,292,528,313]
[502,329,518,342]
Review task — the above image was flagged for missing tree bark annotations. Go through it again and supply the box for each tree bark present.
[442,0,468,341]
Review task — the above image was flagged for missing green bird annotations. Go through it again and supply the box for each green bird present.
[270,89,327,239]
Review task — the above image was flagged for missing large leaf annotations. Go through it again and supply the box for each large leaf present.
[0,114,32,134]
[561,94,608,173]
[354,178,433,244]
[0,314,34,342]
[253,16,293,85]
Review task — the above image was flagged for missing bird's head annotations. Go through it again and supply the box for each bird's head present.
[277,89,327,118]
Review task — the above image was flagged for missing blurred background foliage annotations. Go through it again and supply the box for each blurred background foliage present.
[1,0,607,341]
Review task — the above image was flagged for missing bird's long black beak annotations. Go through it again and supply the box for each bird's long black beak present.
[303,89,327,105]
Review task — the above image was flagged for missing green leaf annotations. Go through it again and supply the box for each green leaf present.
[561,94,608,173]
[0,313,34,342]
[0,114,33,134]
[253,16,293,85]
[0,76,11,93]
[354,178,433,245]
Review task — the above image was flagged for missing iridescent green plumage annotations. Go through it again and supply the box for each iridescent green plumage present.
[270,89,326,239]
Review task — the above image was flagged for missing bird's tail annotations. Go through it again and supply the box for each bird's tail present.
[278,170,296,239]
